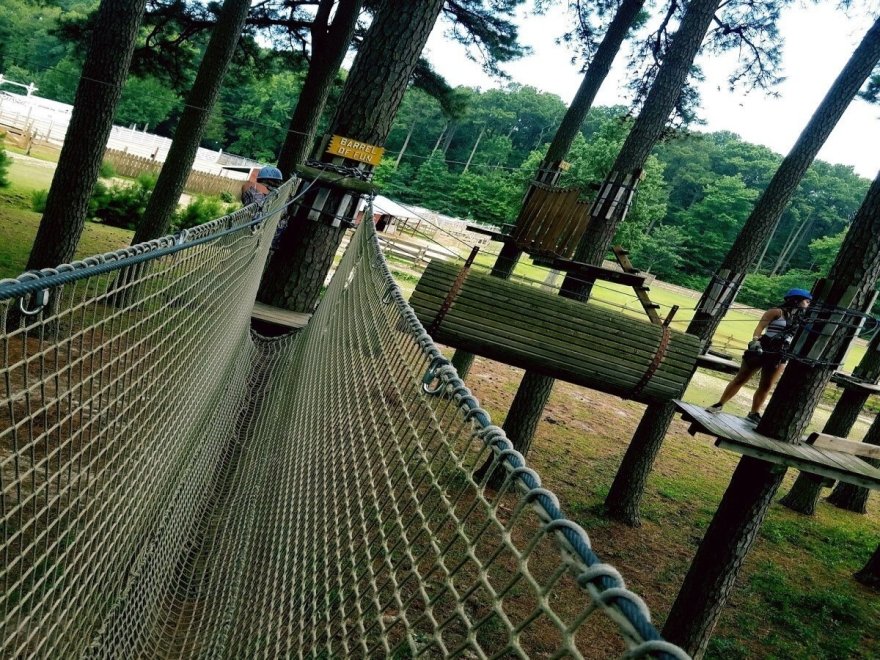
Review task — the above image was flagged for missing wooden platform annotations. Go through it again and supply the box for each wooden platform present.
[674,400,880,490]
[531,257,647,288]
[695,352,741,374]
[251,302,312,329]
[830,372,880,395]
[467,224,513,242]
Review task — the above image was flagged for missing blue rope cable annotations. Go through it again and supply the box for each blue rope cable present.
[370,216,682,659]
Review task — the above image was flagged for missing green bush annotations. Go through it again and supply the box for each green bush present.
[99,160,117,179]
[173,196,235,231]
[31,189,49,213]
[219,190,234,203]
[89,175,156,229]
[0,139,9,188]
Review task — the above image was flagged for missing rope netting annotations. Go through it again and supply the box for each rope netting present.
[0,183,687,658]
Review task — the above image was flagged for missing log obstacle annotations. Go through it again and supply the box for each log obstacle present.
[411,261,702,405]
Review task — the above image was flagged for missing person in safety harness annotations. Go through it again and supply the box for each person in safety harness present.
[240,166,286,249]
[707,288,812,425]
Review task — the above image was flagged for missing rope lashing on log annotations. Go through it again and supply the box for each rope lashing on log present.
[628,324,673,401]
[411,261,702,405]
[427,245,480,336]
[0,190,688,657]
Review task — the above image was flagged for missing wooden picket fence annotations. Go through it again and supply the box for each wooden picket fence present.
[102,149,245,198]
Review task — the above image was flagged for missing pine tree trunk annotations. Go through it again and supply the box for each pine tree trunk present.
[25,0,147,271]
[664,171,880,658]
[257,0,445,313]
[540,0,646,171]
[564,0,723,275]
[687,15,880,344]
[605,399,677,526]
[395,122,415,166]
[134,0,251,243]
[276,0,363,177]
[663,457,787,658]
[462,127,484,173]
[854,544,880,588]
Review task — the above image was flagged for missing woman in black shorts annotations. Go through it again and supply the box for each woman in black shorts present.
[707,288,812,424]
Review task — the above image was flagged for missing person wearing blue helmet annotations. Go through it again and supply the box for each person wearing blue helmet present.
[241,165,284,205]
[707,287,812,424]
[241,165,286,248]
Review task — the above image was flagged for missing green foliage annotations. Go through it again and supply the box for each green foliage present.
[89,174,157,230]
[172,196,235,231]
[219,190,234,203]
[628,225,686,279]
[739,269,816,310]
[115,75,182,129]
[99,160,116,179]
[0,141,9,188]
[809,230,846,276]
[30,188,48,213]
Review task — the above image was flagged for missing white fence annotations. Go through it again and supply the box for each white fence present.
[0,86,259,177]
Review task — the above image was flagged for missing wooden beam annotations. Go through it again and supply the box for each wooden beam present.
[252,302,311,329]
[806,432,880,460]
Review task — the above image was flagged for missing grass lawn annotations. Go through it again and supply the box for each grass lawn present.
[0,154,133,279]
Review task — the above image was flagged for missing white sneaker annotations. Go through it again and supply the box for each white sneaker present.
[706,403,723,414]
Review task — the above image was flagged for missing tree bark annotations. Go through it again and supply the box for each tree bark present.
[25,0,147,271]
[781,332,880,513]
[854,544,880,589]
[664,171,880,658]
[133,0,251,243]
[257,0,445,313]
[605,399,677,526]
[276,0,363,178]
[688,15,880,344]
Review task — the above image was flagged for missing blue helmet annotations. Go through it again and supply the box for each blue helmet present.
[257,166,283,182]
[784,288,812,301]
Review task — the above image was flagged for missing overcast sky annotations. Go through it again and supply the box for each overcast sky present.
[423,2,879,179]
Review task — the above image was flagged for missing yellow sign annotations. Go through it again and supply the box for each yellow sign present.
[559,160,571,171]
[326,135,385,166]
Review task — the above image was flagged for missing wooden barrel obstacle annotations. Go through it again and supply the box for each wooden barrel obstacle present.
[411,261,702,405]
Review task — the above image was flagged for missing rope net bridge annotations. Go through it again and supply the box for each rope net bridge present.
[0,182,687,658]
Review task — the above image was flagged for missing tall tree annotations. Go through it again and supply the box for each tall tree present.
[664,170,880,658]
[604,16,880,526]
[500,0,725,456]
[25,0,148,271]
[276,0,364,178]
[779,331,880,514]
[257,0,447,312]
[132,0,251,243]
[450,0,647,379]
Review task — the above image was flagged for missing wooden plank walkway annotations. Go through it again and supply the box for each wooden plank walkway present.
[830,372,880,395]
[251,302,312,329]
[674,400,880,490]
